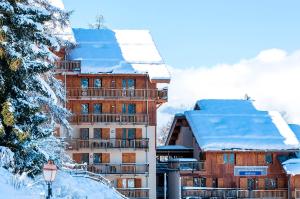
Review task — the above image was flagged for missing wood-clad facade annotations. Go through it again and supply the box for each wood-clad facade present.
[157,114,300,199]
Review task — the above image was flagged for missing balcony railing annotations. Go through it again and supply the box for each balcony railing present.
[169,161,205,171]
[296,189,300,199]
[182,187,288,199]
[70,113,148,124]
[237,189,288,198]
[67,88,168,101]
[116,188,149,199]
[66,138,149,150]
[54,60,81,72]
[88,164,149,174]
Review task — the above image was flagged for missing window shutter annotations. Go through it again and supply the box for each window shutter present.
[116,128,122,139]
[136,128,142,139]
[102,128,110,139]
[135,178,142,188]
[117,178,123,188]
[102,153,110,163]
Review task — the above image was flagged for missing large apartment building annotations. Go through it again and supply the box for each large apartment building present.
[54,28,170,199]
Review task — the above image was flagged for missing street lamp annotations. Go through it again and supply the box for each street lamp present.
[43,160,57,199]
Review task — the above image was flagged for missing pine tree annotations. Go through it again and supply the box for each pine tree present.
[0,0,70,176]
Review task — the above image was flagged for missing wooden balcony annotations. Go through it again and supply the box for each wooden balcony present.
[69,113,148,125]
[116,188,149,199]
[182,187,288,199]
[66,138,149,150]
[54,60,81,73]
[88,163,149,174]
[67,88,168,102]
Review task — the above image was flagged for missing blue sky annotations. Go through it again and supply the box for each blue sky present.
[63,0,300,68]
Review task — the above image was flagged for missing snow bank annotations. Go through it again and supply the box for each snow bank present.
[0,168,124,199]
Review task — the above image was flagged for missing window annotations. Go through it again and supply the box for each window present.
[265,153,273,164]
[128,129,136,139]
[193,177,200,187]
[81,78,89,88]
[122,79,135,89]
[80,128,89,139]
[94,79,101,88]
[247,178,257,190]
[81,153,89,164]
[212,178,218,188]
[265,178,277,190]
[110,80,116,88]
[200,178,206,187]
[223,153,235,164]
[93,104,102,114]
[127,179,135,188]
[199,152,206,161]
[93,153,102,164]
[121,179,135,188]
[122,104,136,114]
[81,104,89,114]
[128,104,136,114]
[94,128,102,139]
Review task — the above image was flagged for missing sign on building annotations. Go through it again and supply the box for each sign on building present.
[234,166,268,176]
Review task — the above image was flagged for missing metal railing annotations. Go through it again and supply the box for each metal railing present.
[116,188,149,199]
[170,161,205,171]
[67,88,168,101]
[88,163,149,174]
[54,60,81,72]
[66,138,149,150]
[182,188,288,199]
[69,113,148,124]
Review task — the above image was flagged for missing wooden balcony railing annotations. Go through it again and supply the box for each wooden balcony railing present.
[66,138,149,150]
[116,188,149,199]
[66,87,168,101]
[54,60,81,72]
[70,113,148,124]
[237,189,288,198]
[88,164,149,174]
[296,189,300,199]
[182,188,288,199]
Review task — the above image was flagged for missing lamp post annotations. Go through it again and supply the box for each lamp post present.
[43,160,57,199]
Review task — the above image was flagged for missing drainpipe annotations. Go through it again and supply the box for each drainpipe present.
[288,174,291,199]
[164,172,167,199]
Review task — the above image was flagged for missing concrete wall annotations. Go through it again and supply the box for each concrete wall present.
[168,171,181,199]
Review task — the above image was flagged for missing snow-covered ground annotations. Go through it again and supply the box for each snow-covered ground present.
[0,167,124,199]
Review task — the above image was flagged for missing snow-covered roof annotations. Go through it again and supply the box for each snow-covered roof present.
[183,99,300,151]
[157,145,193,151]
[282,158,300,176]
[289,124,300,141]
[68,28,170,81]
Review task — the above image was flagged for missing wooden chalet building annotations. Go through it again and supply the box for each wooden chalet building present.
[54,28,170,199]
[157,99,300,199]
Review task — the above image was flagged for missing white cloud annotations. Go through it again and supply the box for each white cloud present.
[158,48,300,131]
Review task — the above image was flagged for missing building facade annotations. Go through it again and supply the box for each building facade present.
[158,99,300,199]
[55,29,170,199]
